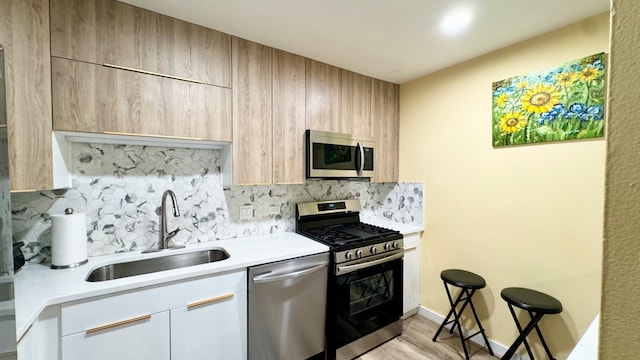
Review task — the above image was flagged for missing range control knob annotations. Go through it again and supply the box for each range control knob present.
[345,252,353,260]
[370,246,377,254]
[355,249,363,258]
[384,243,392,251]
[392,241,399,249]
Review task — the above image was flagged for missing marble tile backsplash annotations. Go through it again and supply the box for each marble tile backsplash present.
[11,143,423,262]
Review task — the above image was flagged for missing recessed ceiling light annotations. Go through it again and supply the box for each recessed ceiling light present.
[439,6,474,35]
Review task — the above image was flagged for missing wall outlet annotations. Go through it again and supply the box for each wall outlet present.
[268,206,281,215]
[239,205,254,220]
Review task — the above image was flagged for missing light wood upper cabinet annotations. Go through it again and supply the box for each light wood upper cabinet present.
[305,59,341,133]
[231,41,306,185]
[50,0,231,87]
[0,0,54,191]
[52,57,232,141]
[341,70,372,137]
[272,49,306,184]
[371,79,399,183]
[232,38,272,185]
[306,59,373,138]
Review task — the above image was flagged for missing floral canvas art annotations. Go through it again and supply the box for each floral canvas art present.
[492,52,606,147]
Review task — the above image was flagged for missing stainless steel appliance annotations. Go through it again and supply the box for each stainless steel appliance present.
[0,44,17,360]
[296,200,403,360]
[306,130,374,179]
[248,252,329,360]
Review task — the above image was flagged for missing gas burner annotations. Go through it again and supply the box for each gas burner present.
[297,228,359,244]
[296,199,403,253]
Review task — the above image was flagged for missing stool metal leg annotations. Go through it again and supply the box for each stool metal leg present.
[433,284,473,359]
[504,303,534,359]
[467,293,494,356]
[528,310,556,360]
[433,282,492,360]
[502,307,545,360]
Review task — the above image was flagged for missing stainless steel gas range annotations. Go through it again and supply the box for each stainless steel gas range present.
[296,199,404,360]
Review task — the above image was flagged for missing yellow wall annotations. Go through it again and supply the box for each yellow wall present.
[600,0,640,358]
[399,13,609,359]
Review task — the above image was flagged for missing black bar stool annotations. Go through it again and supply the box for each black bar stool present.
[432,269,494,359]
[500,287,563,360]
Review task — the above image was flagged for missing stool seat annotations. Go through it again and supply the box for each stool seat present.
[441,269,486,289]
[501,287,563,360]
[501,287,562,314]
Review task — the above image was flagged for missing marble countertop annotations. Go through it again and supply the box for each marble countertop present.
[13,232,329,339]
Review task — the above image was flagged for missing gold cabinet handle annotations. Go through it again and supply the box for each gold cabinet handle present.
[103,131,202,141]
[102,63,205,84]
[86,314,151,334]
[10,189,38,193]
[187,293,234,309]
[404,246,418,252]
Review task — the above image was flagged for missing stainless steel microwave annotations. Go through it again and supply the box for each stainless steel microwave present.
[306,130,374,179]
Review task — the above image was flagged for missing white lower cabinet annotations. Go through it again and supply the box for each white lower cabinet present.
[170,290,247,360]
[62,311,170,360]
[18,305,61,360]
[59,269,247,360]
[17,325,34,360]
[403,232,422,316]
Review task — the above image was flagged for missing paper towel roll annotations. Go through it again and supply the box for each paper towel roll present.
[51,209,88,269]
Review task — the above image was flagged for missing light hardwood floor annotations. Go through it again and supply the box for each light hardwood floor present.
[357,315,498,360]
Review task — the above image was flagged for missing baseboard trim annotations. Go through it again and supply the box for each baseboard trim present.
[417,305,529,360]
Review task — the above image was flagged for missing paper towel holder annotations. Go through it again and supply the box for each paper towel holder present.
[50,207,89,270]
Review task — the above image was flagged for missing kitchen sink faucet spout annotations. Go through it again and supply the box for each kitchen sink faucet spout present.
[143,190,185,253]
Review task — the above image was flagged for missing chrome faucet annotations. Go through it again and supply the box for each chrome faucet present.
[143,190,184,253]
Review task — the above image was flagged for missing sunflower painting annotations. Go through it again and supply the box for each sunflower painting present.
[492,53,606,147]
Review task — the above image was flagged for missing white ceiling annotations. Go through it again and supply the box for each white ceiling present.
[120,0,610,84]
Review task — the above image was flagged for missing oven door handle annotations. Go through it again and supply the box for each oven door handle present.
[336,251,404,275]
[252,263,328,284]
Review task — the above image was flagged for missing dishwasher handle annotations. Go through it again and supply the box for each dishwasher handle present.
[252,263,328,284]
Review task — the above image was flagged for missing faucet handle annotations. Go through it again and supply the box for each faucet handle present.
[166,227,181,241]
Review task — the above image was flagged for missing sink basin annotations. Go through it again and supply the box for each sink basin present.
[86,248,230,282]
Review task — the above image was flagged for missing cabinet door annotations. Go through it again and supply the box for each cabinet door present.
[272,49,306,184]
[232,37,272,185]
[171,291,247,360]
[0,0,53,191]
[52,57,232,141]
[403,233,421,315]
[50,0,231,87]
[306,59,341,133]
[16,327,31,360]
[371,79,400,183]
[341,70,372,137]
[62,311,170,360]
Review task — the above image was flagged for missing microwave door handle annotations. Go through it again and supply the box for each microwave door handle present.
[357,142,365,176]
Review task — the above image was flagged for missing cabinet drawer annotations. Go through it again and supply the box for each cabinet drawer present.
[403,233,421,249]
[171,291,247,360]
[61,269,246,336]
[62,311,170,360]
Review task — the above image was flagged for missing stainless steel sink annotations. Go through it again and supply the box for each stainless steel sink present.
[86,248,230,282]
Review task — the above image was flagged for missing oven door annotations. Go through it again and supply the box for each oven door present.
[331,251,403,351]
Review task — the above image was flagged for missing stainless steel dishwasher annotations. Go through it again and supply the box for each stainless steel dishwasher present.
[248,252,329,360]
